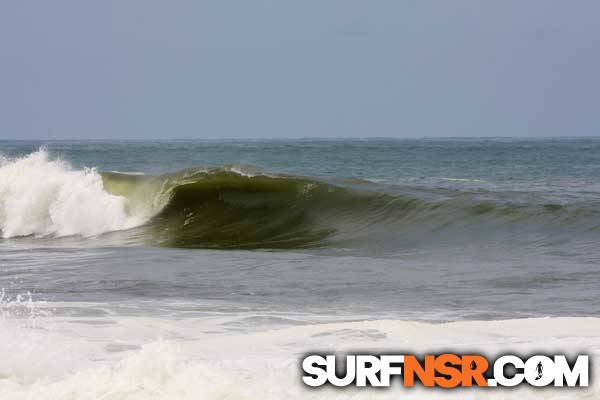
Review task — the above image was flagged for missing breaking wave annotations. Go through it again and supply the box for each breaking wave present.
[1,150,599,250]
[0,151,146,238]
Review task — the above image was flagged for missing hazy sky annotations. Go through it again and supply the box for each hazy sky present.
[1,1,599,139]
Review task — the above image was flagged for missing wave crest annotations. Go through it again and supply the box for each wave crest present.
[2,150,599,250]
[0,150,146,238]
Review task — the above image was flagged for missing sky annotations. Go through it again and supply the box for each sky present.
[1,1,599,139]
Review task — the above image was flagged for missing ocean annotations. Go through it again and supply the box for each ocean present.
[1,138,599,399]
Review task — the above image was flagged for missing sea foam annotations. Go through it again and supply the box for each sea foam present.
[0,150,145,238]
[0,306,598,399]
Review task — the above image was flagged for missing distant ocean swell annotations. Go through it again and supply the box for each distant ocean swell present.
[1,150,598,250]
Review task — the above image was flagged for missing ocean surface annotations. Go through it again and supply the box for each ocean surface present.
[1,138,599,399]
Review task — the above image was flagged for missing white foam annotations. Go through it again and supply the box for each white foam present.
[109,170,145,176]
[0,303,598,399]
[225,164,276,178]
[0,150,147,238]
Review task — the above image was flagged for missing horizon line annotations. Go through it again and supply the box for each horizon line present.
[2,135,600,142]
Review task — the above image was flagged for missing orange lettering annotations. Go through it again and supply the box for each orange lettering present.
[403,355,435,387]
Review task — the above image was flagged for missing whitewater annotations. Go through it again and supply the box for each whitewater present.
[0,150,147,238]
[1,300,599,400]
[1,139,600,399]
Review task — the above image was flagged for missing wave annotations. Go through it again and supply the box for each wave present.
[1,150,599,250]
[103,167,600,251]
[0,151,146,238]
[102,167,355,249]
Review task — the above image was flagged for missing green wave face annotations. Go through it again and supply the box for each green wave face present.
[102,170,353,249]
[150,172,340,249]
[102,168,600,251]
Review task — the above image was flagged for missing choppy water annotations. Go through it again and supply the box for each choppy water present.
[1,139,599,399]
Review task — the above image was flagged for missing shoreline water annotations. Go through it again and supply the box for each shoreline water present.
[1,302,598,399]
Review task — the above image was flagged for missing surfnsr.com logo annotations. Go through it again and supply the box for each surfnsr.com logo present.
[302,354,589,388]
